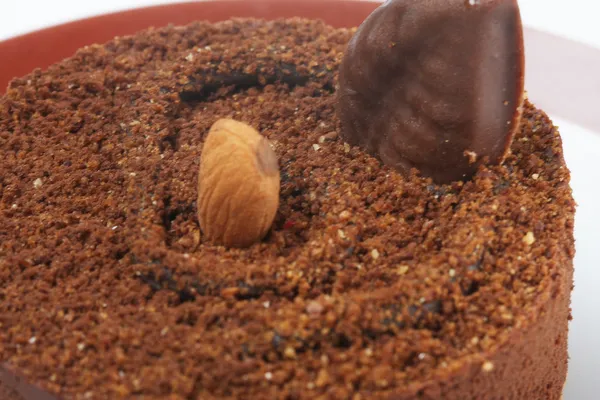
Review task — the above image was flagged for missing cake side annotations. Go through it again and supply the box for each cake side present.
[0,379,25,400]
[0,19,575,399]
[0,366,56,400]
[391,105,575,399]
[392,259,572,400]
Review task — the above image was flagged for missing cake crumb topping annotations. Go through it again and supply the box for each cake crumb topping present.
[482,361,495,372]
[523,231,536,245]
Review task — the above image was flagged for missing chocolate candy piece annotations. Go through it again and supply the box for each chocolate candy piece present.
[338,0,525,183]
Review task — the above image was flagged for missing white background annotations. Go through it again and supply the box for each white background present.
[1,0,600,47]
[1,1,599,399]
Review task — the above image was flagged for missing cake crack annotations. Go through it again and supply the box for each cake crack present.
[179,62,335,103]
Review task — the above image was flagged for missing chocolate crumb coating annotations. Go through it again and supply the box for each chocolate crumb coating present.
[0,19,573,399]
[338,0,525,183]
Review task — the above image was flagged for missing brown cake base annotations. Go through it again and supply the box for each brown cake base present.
[0,368,54,400]
[0,19,575,399]
[0,380,24,400]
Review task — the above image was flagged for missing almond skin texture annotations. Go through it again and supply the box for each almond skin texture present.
[198,119,280,248]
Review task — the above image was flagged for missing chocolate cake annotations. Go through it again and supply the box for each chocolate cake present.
[0,13,574,400]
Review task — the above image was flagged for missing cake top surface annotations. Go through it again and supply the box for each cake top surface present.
[0,19,574,399]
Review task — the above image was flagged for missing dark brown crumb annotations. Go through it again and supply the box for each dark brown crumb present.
[0,19,574,399]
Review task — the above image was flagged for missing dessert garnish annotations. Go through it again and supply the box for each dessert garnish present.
[338,0,525,183]
[197,119,280,248]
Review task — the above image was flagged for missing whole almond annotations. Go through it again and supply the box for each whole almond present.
[197,119,280,248]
